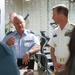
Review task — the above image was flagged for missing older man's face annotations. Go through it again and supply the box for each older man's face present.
[13,16,25,33]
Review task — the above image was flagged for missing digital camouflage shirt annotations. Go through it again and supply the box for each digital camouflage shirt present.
[5,22,15,35]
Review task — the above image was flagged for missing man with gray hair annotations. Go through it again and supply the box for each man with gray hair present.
[2,15,41,69]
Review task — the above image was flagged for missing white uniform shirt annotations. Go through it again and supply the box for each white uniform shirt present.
[50,21,74,64]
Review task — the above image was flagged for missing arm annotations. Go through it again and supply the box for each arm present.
[50,47,61,70]
[22,32,41,64]
[28,44,41,55]
[50,47,65,71]
[22,44,41,65]
[50,47,56,66]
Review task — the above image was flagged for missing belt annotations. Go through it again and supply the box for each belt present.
[17,58,28,69]
[17,58,22,62]
[60,58,65,62]
[56,57,68,64]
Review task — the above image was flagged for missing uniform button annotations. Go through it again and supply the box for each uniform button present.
[54,43,57,47]
[60,58,65,62]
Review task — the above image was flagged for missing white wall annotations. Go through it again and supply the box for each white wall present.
[5,0,75,39]
[5,0,48,36]
[22,0,48,35]
[0,0,5,41]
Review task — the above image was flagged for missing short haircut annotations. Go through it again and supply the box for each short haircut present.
[52,4,69,17]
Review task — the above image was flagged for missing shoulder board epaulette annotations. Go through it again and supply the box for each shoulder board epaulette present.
[6,31,13,35]
[70,23,75,26]
[27,30,37,36]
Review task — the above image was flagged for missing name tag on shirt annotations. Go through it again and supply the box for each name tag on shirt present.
[23,40,33,42]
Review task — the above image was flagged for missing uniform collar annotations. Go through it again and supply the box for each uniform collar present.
[24,29,29,35]
[64,20,74,30]
[14,29,28,36]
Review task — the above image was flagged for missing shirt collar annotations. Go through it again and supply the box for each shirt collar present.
[24,29,28,35]
[14,29,28,35]
[64,20,74,30]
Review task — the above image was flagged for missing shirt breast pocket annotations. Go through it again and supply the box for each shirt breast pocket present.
[24,42,32,47]
[53,37,58,43]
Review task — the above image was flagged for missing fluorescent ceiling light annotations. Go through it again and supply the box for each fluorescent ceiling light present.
[25,0,30,1]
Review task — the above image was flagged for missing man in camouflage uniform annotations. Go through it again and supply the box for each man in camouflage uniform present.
[5,12,17,34]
